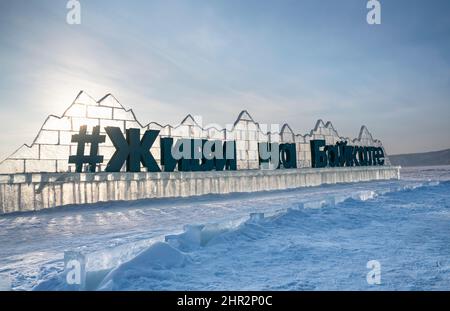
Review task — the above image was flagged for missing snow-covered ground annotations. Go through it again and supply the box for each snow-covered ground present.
[1,166,450,290]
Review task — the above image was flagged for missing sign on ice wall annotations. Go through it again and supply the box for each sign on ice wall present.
[0,91,389,174]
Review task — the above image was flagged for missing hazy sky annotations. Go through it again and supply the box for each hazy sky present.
[0,0,449,159]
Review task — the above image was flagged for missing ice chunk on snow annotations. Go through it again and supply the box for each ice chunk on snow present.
[304,198,335,209]
[165,224,204,251]
[353,190,377,201]
[248,213,264,223]
[97,242,186,290]
[0,274,11,291]
[165,223,234,250]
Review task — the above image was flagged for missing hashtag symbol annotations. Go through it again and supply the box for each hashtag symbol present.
[69,125,106,173]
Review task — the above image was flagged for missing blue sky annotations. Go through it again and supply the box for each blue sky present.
[0,0,449,158]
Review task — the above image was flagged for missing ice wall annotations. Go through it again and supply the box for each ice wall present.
[0,91,389,174]
[0,166,400,214]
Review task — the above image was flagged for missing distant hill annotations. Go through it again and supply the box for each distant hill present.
[389,148,450,167]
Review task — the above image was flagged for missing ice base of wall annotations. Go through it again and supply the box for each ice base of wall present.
[0,166,400,214]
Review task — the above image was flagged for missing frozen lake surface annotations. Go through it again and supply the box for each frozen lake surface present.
[1,166,450,290]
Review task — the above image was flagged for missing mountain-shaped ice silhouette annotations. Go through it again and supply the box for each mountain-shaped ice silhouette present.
[0,91,389,174]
